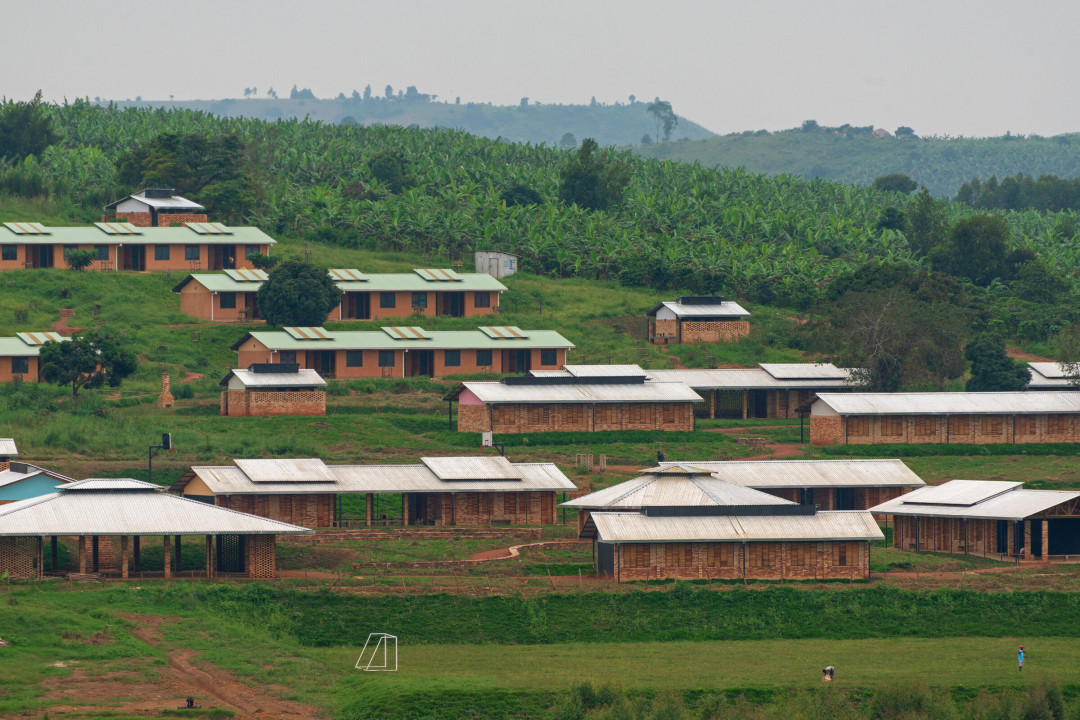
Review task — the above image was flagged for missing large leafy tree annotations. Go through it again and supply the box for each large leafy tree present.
[929,215,1010,285]
[965,333,1031,391]
[646,100,678,143]
[256,259,342,328]
[117,132,254,222]
[873,173,917,194]
[39,332,138,402]
[0,90,58,162]
[558,138,630,212]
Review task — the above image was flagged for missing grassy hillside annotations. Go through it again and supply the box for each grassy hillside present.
[105,97,715,147]
[635,126,1080,198]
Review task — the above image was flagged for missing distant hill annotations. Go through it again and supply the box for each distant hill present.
[101,97,715,148]
[634,125,1080,197]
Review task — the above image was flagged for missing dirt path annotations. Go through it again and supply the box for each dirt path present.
[1007,347,1053,362]
[42,614,327,720]
[468,539,589,562]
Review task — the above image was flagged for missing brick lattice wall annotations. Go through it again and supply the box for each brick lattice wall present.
[816,413,1080,446]
[0,536,37,578]
[246,535,277,578]
[679,320,751,344]
[222,389,326,417]
[114,212,209,227]
[894,516,1003,557]
[650,318,678,343]
[481,402,693,434]
[426,491,556,525]
[810,415,844,445]
[614,540,869,581]
[457,404,490,432]
[218,494,334,528]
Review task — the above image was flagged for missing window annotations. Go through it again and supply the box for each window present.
[474,292,491,308]
[623,544,649,568]
[661,403,677,424]
[278,351,296,364]
[11,357,29,375]
[379,292,396,309]
[914,416,935,437]
[1,245,16,261]
[219,292,236,309]
[847,417,870,436]
[563,405,584,425]
[881,416,904,437]
[751,543,777,567]
[476,349,493,367]
[981,415,1003,435]
[94,245,109,261]
[155,245,170,261]
[706,544,733,567]
[540,349,557,366]
[378,350,395,367]
[832,542,850,567]
[527,405,551,425]
[628,404,648,424]
[444,350,461,367]
[346,350,364,367]
[793,543,816,567]
[665,544,692,568]
[246,245,261,258]
[1016,415,1036,436]
[185,245,200,261]
[411,292,428,311]
[1048,414,1068,435]
[949,415,971,436]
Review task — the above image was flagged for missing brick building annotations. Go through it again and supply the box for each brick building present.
[871,480,1080,561]
[810,392,1080,446]
[0,332,68,382]
[174,456,576,528]
[1026,362,1077,390]
[0,222,275,271]
[445,366,702,434]
[219,364,326,417]
[173,267,506,322]
[647,297,750,344]
[232,326,573,379]
[0,478,311,580]
[104,189,208,227]
[571,464,882,582]
[0,462,75,505]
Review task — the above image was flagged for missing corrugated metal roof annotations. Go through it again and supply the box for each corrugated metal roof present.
[460,380,702,405]
[591,511,883,543]
[240,328,574,352]
[478,326,528,339]
[0,334,69,357]
[283,327,331,340]
[383,326,432,340]
[415,268,462,282]
[185,460,575,495]
[106,190,205,211]
[871,481,1080,520]
[565,365,647,378]
[175,270,506,294]
[1027,363,1076,389]
[658,459,925,489]
[93,222,142,235]
[3,222,49,235]
[655,300,750,318]
[646,367,857,390]
[64,478,159,491]
[16,331,64,346]
[185,222,233,235]
[759,363,851,380]
[0,225,276,246]
[221,368,327,388]
[562,470,794,510]
[814,391,1080,416]
[223,268,268,282]
[0,464,73,490]
[898,479,1020,506]
[0,482,311,536]
[421,456,523,480]
[1029,362,1069,379]
[234,458,335,483]
[0,439,17,457]
[329,268,368,282]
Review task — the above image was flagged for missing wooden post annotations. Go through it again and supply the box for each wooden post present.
[121,536,129,579]
[366,493,374,527]
[78,535,86,574]
[402,494,410,526]
[163,536,172,580]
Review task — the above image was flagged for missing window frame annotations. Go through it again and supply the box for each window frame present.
[184,245,201,261]
[473,292,491,309]
[476,349,493,367]
[443,349,461,367]
[218,292,237,309]
[539,348,557,366]
[1,245,16,261]
[378,350,395,368]
[345,350,364,367]
[94,245,110,261]
[155,244,171,261]
[379,292,396,309]
[11,356,29,375]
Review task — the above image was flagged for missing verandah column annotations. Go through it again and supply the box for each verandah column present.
[163,536,172,579]
[121,536,129,579]
[366,493,374,527]
[78,535,87,574]
[205,535,213,579]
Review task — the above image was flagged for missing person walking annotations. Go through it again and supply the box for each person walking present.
[1018,645,1024,672]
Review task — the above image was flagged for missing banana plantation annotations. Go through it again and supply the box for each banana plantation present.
[5,100,1080,308]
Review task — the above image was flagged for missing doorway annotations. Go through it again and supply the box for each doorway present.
[344,292,371,320]
[210,245,238,270]
[307,350,336,377]
[748,390,769,418]
[438,292,465,317]
[502,349,531,374]
[123,245,146,271]
[408,350,434,377]
[32,245,54,269]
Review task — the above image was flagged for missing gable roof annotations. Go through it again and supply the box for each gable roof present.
[813,391,1080,416]
[219,368,327,389]
[656,459,925,489]
[0,463,74,490]
[0,333,69,357]
[0,224,275,247]
[1027,362,1076,389]
[647,363,858,390]
[870,479,1080,521]
[231,328,574,352]
[105,189,205,211]
[447,378,702,405]
[173,270,506,294]
[647,298,750,318]
[585,510,883,543]
[561,465,793,511]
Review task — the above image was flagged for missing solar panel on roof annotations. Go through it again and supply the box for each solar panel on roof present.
[185,222,233,235]
[283,327,332,340]
[17,331,63,346]
[223,268,268,282]
[382,326,432,340]
[93,222,143,235]
[3,222,49,235]
[478,326,528,339]
[414,268,462,282]
[329,268,368,282]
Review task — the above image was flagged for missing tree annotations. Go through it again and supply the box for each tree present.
[965,333,1031,391]
[64,249,96,271]
[640,134,652,145]
[876,207,907,232]
[368,150,411,193]
[929,215,1010,285]
[895,126,917,139]
[247,252,279,270]
[0,90,59,162]
[873,173,917,194]
[384,85,394,100]
[38,332,137,402]
[557,138,631,212]
[256,259,342,327]
[647,100,677,142]
[363,85,372,101]
[559,132,578,151]
[500,183,542,207]
[290,85,316,100]
[906,188,949,256]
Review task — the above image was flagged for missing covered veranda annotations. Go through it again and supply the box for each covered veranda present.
[0,478,311,580]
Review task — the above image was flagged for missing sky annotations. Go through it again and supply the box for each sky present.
[3,0,1079,138]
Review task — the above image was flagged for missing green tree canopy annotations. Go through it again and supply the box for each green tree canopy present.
[368,150,412,194]
[0,90,58,162]
[906,188,949,256]
[63,249,96,271]
[39,332,138,401]
[557,138,631,212]
[500,183,542,207]
[929,215,1010,285]
[965,333,1031,391]
[256,259,343,328]
[873,173,918,194]
[647,100,678,142]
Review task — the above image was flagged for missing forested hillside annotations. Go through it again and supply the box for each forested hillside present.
[103,96,715,148]
[635,124,1080,198]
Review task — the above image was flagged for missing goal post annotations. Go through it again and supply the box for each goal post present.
[355,633,398,672]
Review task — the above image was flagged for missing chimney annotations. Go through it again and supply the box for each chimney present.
[158,373,175,409]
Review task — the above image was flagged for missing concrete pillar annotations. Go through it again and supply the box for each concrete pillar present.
[366,493,374,527]
[1007,522,1015,557]
[710,390,716,419]
[121,536,129,579]
[78,535,87,574]
[206,536,213,579]
[1042,521,1050,562]
[163,536,171,580]
[1024,520,1031,560]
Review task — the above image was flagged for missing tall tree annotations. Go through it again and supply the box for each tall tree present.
[965,333,1031,391]
[929,215,1010,285]
[647,100,678,142]
[873,173,917,194]
[905,188,948,256]
[256,259,342,327]
[0,90,58,162]
[39,332,138,402]
[557,138,631,212]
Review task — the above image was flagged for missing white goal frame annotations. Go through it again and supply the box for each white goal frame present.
[355,633,398,672]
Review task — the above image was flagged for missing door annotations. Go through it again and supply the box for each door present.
[411,493,429,524]
[835,488,854,511]
[502,350,530,374]
[439,292,466,317]
[749,390,769,418]
[123,245,146,271]
[222,245,237,270]
[408,350,433,377]
[597,543,615,576]
[34,245,54,268]
[308,351,336,377]
[1030,520,1043,557]
[344,292,370,320]
[216,534,246,573]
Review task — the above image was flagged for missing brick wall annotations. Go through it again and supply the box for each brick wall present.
[218,493,334,528]
[894,516,1003,557]
[650,318,678,343]
[680,320,751,344]
[479,402,694,434]
[221,389,326,417]
[421,491,556,525]
[810,415,844,445]
[613,540,869,581]
[457,404,490,432]
[246,534,277,578]
[817,413,1080,446]
[0,536,38,578]
[114,212,209,227]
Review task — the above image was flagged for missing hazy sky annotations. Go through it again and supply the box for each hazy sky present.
[4,0,1079,138]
